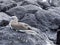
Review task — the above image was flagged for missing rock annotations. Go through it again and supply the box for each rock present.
[37,0,50,9]
[0,12,11,26]
[35,9,60,31]
[12,0,24,2]
[6,6,27,19]
[49,0,60,7]
[48,7,60,26]
[0,0,17,12]
[20,13,38,28]
[25,0,37,3]
[48,7,60,16]
[20,0,39,6]
[0,0,60,45]
[56,30,60,44]
[0,26,54,45]
[0,0,13,3]
[0,3,17,12]
[0,12,11,21]
[6,4,42,16]
[46,30,57,44]
[1,0,60,44]
[0,0,15,6]
[0,20,9,26]
[35,9,60,43]
[20,8,60,43]
[23,4,42,14]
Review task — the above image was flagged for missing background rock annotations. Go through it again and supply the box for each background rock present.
[0,3,17,12]
[0,0,60,45]
[21,0,38,6]
[0,26,54,45]
[0,12,10,26]
[6,5,60,44]
[6,6,27,19]
[49,0,60,7]
[20,13,38,27]
[0,20,9,26]
[0,12,10,21]
[37,0,50,9]
[23,4,42,14]
[0,0,17,12]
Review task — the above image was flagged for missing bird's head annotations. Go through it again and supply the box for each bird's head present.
[9,16,19,28]
[10,16,19,22]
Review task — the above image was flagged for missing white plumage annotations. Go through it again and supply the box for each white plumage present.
[9,16,31,31]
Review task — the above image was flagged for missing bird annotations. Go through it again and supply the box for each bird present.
[9,16,43,36]
[9,16,32,31]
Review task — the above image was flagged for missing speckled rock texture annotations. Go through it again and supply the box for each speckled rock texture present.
[0,0,60,45]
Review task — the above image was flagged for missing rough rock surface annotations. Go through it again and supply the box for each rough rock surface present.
[0,12,10,21]
[6,6,60,44]
[6,6,27,19]
[0,12,11,26]
[22,4,42,13]
[0,26,54,45]
[49,0,60,7]
[0,0,17,12]
[0,0,60,45]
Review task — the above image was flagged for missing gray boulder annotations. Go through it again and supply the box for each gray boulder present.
[20,13,37,27]
[0,0,17,12]
[6,6,60,43]
[21,0,38,6]
[20,8,60,43]
[35,9,60,43]
[0,12,10,21]
[37,0,50,9]
[6,5,42,19]
[6,6,27,19]
[49,0,60,7]
[0,12,10,26]
[23,4,42,14]
[12,0,24,2]
[0,3,17,12]
[0,26,54,45]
